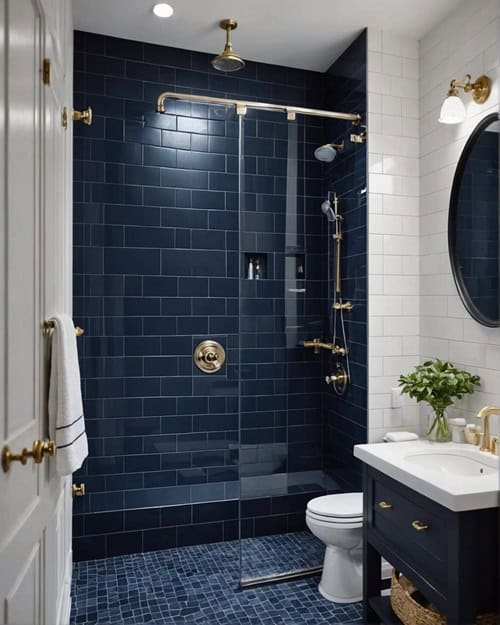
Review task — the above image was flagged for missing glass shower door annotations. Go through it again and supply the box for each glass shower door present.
[238,109,330,585]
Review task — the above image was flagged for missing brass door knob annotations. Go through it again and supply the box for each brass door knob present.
[411,520,429,531]
[72,483,86,497]
[194,340,226,374]
[72,106,93,125]
[2,439,56,473]
[42,440,56,457]
[378,501,393,509]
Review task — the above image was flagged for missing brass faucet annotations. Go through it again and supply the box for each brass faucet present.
[476,406,500,452]
[303,339,346,356]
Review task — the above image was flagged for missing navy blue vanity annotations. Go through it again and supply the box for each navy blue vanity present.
[361,464,498,625]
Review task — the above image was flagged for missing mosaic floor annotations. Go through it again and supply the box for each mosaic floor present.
[240,531,325,582]
[71,533,363,625]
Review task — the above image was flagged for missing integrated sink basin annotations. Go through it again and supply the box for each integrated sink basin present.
[354,440,499,511]
[403,450,496,476]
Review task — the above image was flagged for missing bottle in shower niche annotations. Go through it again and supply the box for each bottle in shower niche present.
[255,259,261,280]
[247,257,254,280]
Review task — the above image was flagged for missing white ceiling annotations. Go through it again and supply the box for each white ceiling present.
[73,0,462,72]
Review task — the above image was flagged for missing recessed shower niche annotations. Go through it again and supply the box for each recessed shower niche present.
[243,253,267,280]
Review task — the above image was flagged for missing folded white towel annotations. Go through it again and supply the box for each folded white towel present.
[48,314,88,475]
[383,431,419,443]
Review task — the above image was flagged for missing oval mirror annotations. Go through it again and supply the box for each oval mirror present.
[449,113,500,327]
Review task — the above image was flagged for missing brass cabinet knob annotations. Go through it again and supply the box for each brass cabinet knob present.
[412,520,429,531]
[2,439,57,473]
[378,501,393,509]
[72,483,86,497]
[72,106,93,125]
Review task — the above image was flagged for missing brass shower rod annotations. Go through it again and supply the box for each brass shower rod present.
[156,91,362,124]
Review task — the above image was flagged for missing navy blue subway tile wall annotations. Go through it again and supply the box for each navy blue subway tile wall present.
[322,31,368,492]
[73,29,367,560]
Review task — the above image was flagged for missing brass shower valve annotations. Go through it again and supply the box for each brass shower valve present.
[333,301,353,311]
[303,339,346,356]
[325,371,349,385]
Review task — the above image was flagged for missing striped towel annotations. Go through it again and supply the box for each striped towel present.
[48,314,88,475]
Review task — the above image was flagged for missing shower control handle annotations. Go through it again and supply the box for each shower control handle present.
[325,372,348,385]
[303,339,346,356]
[333,301,354,311]
[194,340,226,374]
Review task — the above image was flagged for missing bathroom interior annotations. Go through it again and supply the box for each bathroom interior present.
[0,0,499,624]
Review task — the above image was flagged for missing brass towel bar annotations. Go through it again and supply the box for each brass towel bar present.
[42,320,85,336]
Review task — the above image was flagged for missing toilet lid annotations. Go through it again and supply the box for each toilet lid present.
[307,493,363,519]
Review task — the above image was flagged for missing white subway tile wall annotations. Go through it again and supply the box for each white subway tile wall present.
[367,29,420,442]
[367,0,500,442]
[418,0,500,437]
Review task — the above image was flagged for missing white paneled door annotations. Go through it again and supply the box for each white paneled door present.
[0,0,73,624]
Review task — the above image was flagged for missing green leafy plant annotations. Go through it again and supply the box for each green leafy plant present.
[399,359,480,441]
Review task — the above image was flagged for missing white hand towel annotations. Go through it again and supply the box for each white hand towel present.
[383,431,419,443]
[48,314,88,475]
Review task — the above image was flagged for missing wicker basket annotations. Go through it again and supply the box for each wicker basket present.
[390,569,497,625]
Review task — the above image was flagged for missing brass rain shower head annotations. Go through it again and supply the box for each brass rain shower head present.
[211,19,246,73]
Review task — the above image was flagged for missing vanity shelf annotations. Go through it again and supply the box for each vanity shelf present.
[362,465,498,625]
[368,597,402,625]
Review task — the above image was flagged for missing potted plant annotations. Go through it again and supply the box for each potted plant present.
[399,359,480,442]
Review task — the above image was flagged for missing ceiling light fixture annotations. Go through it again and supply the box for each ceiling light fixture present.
[438,74,491,124]
[153,3,174,18]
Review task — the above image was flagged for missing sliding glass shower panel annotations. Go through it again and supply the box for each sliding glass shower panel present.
[238,109,330,585]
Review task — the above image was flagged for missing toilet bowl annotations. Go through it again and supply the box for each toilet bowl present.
[306,493,363,603]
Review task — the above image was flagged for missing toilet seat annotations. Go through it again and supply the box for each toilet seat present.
[307,492,363,521]
[306,510,362,529]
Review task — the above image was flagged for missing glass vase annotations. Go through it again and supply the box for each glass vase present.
[427,413,451,442]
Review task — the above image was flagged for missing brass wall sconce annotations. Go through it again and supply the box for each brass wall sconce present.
[438,74,491,124]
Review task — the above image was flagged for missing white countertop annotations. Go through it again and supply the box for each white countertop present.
[354,440,500,511]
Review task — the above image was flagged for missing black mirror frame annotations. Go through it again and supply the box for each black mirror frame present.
[448,112,500,328]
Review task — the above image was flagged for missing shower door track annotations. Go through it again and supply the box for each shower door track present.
[240,565,323,589]
[156,91,362,124]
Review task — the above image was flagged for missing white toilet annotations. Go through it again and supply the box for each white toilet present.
[306,492,363,603]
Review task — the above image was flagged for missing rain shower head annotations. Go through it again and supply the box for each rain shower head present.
[314,141,345,163]
[211,19,246,72]
[321,199,336,222]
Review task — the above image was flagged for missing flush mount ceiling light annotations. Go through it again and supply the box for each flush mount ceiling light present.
[153,3,174,18]
[211,19,245,72]
[438,74,491,124]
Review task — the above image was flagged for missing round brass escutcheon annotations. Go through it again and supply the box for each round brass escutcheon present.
[194,340,226,374]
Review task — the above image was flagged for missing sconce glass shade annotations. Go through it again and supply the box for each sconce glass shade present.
[438,95,466,124]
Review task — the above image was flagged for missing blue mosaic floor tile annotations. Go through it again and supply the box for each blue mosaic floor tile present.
[241,531,325,582]
[71,533,363,625]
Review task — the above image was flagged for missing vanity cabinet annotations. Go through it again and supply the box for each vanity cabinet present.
[363,465,498,625]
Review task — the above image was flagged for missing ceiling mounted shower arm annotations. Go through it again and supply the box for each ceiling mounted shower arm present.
[155,91,362,124]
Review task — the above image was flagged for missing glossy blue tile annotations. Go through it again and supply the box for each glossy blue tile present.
[84,511,124,535]
[143,470,176,488]
[123,508,160,532]
[143,145,176,167]
[104,248,160,274]
[106,531,143,557]
[142,527,176,551]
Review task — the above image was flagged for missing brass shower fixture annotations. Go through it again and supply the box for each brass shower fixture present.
[303,339,346,356]
[211,19,245,72]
